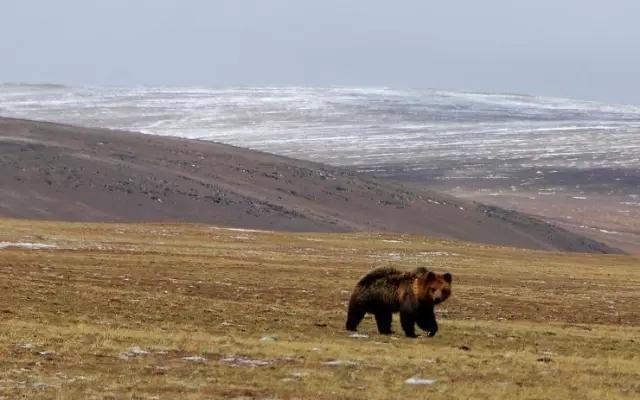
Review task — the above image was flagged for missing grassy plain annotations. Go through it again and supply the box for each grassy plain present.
[0,218,638,399]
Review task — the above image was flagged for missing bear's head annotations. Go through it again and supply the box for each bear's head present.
[414,270,452,305]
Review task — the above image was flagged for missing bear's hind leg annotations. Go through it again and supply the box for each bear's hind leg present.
[345,303,366,331]
[400,312,417,338]
[374,312,393,334]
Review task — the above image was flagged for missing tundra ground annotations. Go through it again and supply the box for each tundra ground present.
[0,218,638,399]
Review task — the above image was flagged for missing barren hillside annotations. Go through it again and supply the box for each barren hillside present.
[0,117,621,253]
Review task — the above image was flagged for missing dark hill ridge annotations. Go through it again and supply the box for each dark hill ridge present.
[0,117,621,254]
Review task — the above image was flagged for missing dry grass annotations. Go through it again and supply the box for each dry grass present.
[0,218,639,399]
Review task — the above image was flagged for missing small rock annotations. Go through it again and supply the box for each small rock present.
[536,357,553,363]
[349,333,369,338]
[458,345,471,351]
[260,336,275,342]
[31,382,51,389]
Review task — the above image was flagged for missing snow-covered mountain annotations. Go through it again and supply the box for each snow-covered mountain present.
[2,84,639,169]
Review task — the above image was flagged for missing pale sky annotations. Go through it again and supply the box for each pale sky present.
[3,0,640,104]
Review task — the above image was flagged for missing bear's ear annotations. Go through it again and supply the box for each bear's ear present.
[425,271,436,282]
[443,272,452,283]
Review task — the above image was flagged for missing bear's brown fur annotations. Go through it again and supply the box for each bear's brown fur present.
[345,267,452,337]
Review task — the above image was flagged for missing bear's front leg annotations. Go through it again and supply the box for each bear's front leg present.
[427,318,438,337]
[400,312,417,338]
[416,307,438,337]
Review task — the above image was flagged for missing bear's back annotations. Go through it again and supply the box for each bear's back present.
[356,267,411,288]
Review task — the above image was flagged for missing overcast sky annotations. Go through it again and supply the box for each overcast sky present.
[3,0,640,104]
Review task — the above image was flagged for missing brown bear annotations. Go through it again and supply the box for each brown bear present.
[345,266,452,337]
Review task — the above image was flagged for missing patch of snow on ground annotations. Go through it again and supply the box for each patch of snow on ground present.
[0,242,57,250]
[219,355,272,367]
[183,355,207,363]
[417,251,459,257]
[123,346,149,357]
[210,227,271,233]
[578,225,622,235]
[405,377,437,385]
[323,360,358,367]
